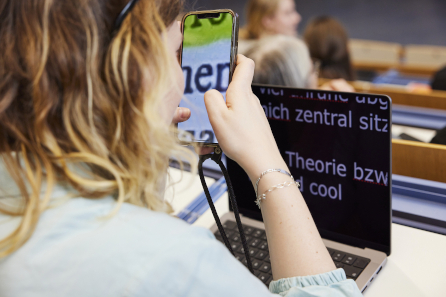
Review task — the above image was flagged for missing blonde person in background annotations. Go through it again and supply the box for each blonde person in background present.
[0,0,361,296]
[245,35,355,92]
[239,0,301,54]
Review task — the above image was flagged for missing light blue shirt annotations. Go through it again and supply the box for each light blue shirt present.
[0,171,362,296]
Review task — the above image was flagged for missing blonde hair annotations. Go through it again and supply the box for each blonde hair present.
[0,0,195,256]
[245,35,313,88]
[240,0,281,40]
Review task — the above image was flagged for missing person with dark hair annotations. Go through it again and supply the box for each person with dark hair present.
[430,127,446,145]
[303,16,356,81]
[431,66,446,91]
[428,67,446,145]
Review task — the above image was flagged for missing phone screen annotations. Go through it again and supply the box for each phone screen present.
[178,12,235,144]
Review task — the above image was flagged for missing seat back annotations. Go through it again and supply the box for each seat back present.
[349,39,402,66]
[392,139,446,183]
[404,45,446,68]
[322,79,446,111]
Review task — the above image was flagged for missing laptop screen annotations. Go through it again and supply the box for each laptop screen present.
[227,85,392,255]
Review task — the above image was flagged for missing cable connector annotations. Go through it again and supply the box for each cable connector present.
[211,146,222,162]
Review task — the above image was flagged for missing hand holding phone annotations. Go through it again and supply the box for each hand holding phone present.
[204,55,288,179]
[178,10,239,147]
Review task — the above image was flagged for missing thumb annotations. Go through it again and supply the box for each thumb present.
[204,89,228,124]
[230,55,255,90]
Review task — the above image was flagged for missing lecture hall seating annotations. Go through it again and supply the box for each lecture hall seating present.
[392,139,446,183]
[350,81,446,111]
[349,39,446,77]
[349,39,402,73]
[318,79,446,111]
[404,45,446,69]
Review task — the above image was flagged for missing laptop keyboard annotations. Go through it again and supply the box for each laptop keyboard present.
[214,220,371,286]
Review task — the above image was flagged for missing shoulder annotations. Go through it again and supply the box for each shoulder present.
[1,197,219,296]
[42,197,217,256]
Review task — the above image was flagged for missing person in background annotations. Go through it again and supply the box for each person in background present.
[431,66,446,91]
[245,35,354,92]
[430,127,446,145]
[238,0,301,54]
[303,16,356,82]
[429,66,446,145]
[407,65,446,93]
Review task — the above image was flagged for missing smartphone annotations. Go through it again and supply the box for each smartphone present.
[178,10,239,147]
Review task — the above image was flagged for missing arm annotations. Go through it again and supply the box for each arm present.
[204,55,336,280]
[258,172,337,279]
[319,79,355,92]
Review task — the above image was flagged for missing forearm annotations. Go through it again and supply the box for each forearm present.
[205,55,336,281]
[247,162,336,280]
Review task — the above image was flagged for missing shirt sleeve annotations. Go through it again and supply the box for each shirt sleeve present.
[269,269,363,297]
[127,225,363,297]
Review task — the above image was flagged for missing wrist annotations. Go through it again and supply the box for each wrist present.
[243,156,289,184]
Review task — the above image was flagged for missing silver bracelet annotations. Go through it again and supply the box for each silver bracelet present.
[255,169,293,196]
[255,180,301,209]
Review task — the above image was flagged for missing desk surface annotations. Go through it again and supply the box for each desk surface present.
[168,168,446,297]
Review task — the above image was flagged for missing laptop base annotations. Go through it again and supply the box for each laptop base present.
[211,212,387,293]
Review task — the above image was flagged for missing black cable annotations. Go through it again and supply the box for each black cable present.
[198,154,232,253]
[111,0,140,37]
[198,147,254,274]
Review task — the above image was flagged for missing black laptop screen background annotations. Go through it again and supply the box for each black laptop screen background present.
[227,85,391,255]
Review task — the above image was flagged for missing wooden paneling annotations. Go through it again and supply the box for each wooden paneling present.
[353,82,446,111]
[349,39,402,64]
[405,45,446,68]
[319,79,446,111]
[349,40,446,77]
[397,64,440,77]
[392,139,446,183]
[353,61,438,77]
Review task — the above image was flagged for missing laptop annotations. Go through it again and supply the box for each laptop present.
[210,84,392,294]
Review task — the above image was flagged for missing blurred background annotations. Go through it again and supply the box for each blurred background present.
[184,0,446,46]
[181,0,446,237]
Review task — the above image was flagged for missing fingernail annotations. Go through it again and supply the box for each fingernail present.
[180,108,190,119]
